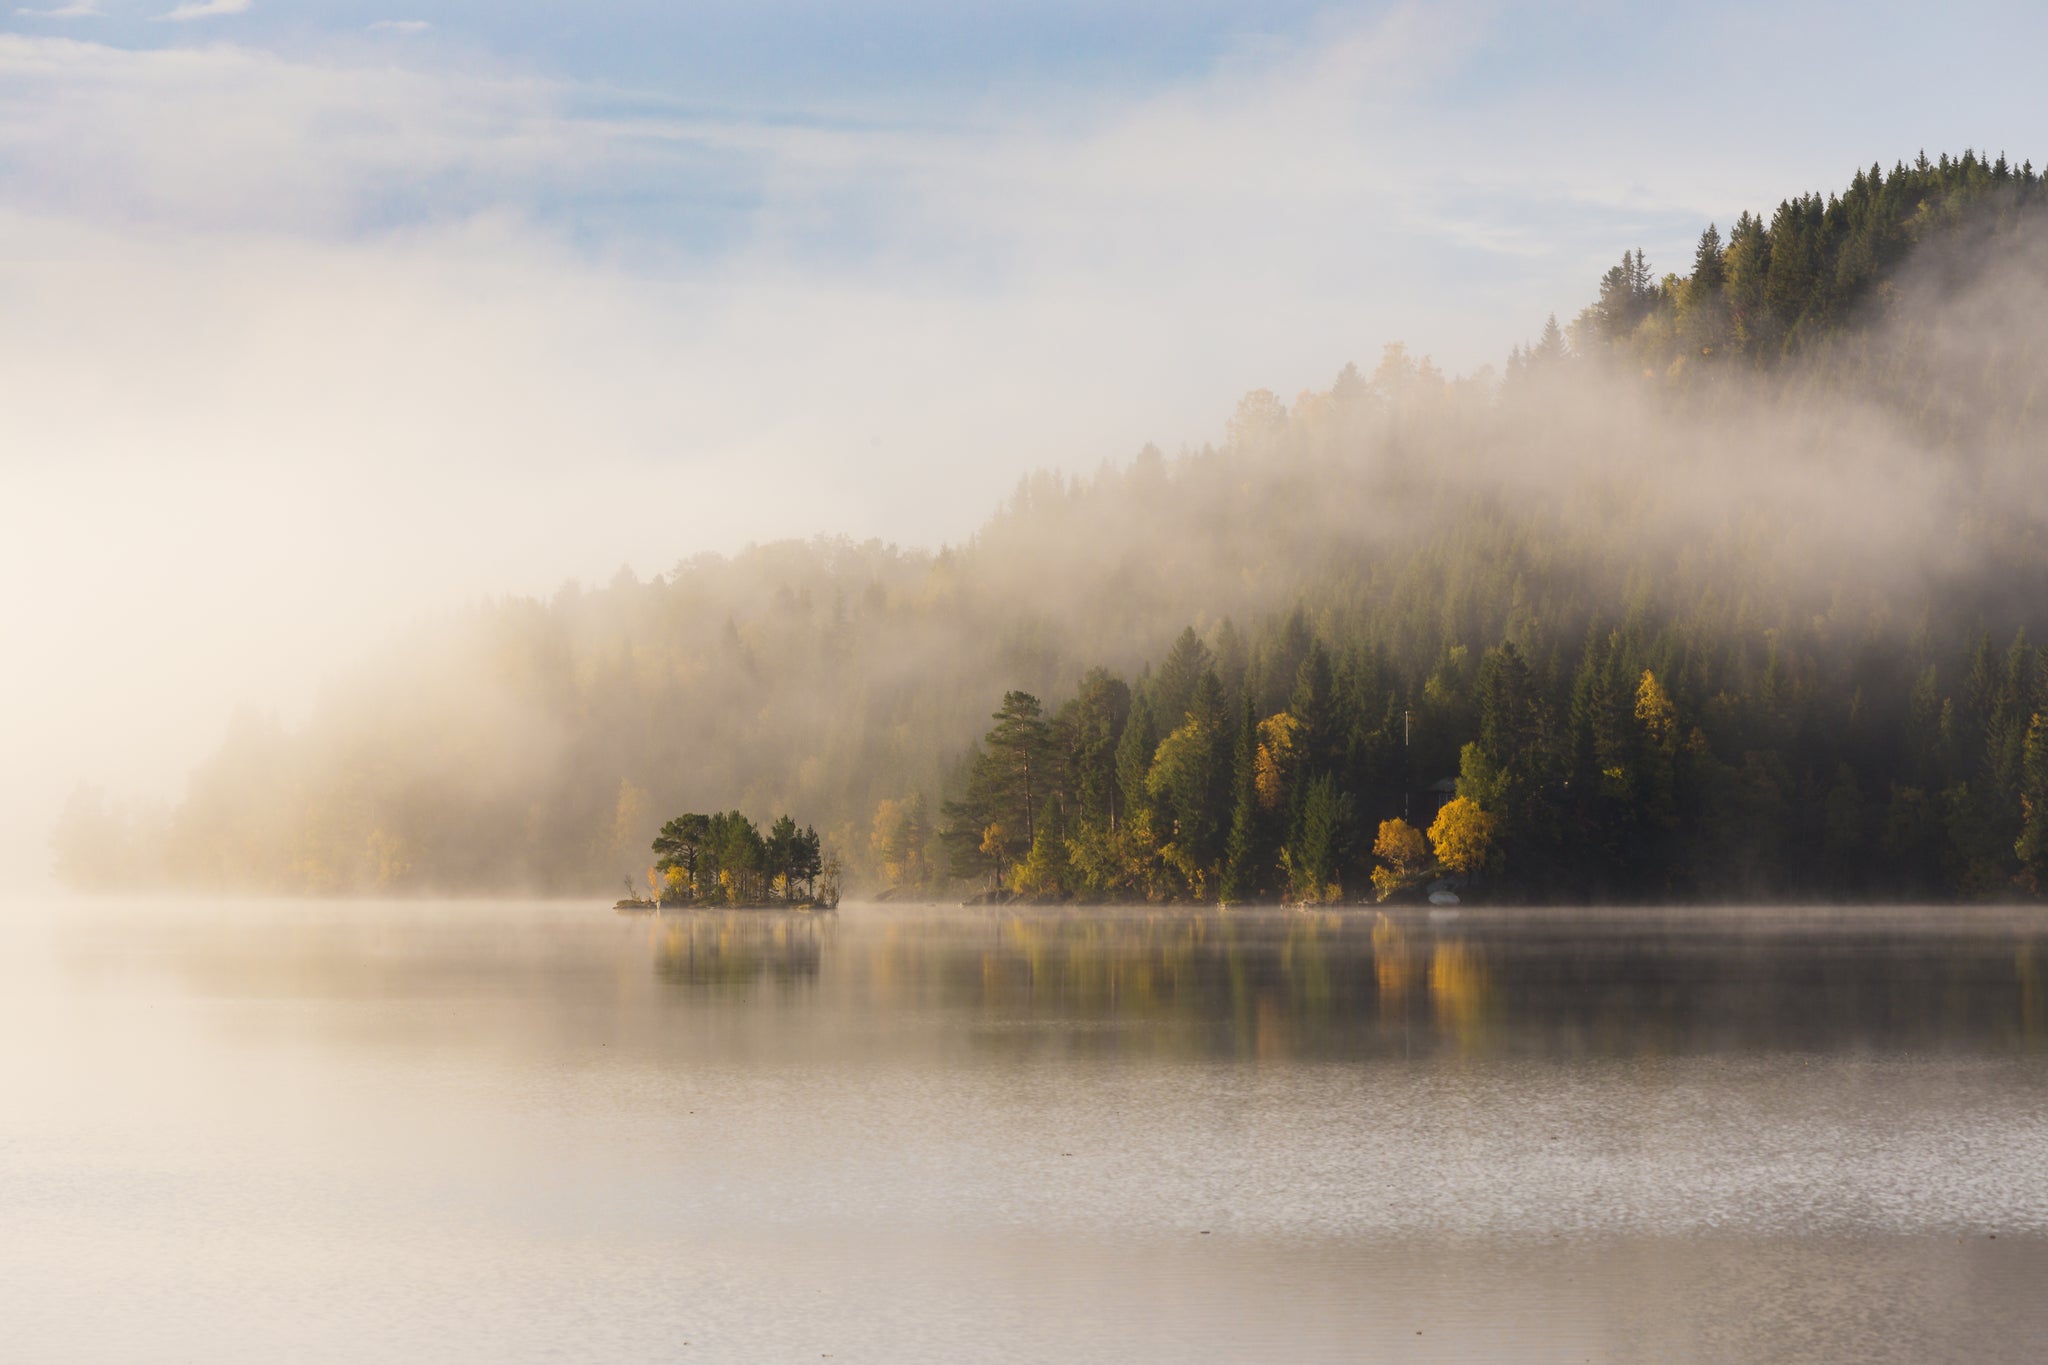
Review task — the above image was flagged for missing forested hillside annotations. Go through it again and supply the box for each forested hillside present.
[56,152,2048,901]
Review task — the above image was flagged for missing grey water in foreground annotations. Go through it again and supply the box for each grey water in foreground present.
[3,898,2045,1363]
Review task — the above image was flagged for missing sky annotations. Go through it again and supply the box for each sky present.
[3,0,2047,879]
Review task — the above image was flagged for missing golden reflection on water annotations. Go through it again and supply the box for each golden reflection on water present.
[640,907,2048,1063]
[1427,939,1491,1051]
[1371,913,1413,1016]
[645,907,1485,1059]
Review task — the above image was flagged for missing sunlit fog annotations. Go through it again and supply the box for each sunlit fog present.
[9,7,2048,1364]
[8,2,2048,890]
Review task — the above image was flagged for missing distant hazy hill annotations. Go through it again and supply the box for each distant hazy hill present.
[58,153,2048,901]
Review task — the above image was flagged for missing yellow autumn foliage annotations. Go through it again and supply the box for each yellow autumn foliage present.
[1254,711,1303,810]
[1370,817,1429,901]
[1427,797,1496,877]
[1636,668,1677,746]
[870,795,929,888]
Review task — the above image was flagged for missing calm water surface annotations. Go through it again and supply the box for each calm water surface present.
[3,897,2045,1362]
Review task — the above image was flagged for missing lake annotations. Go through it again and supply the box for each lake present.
[3,897,2044,1362]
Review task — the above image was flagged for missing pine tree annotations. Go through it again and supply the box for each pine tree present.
[2016,715,2048,894]
[1692,224,1725,292]
[1062,667,1131,831]
[1285,773,1348,902]
[1151,627,1213,730]
[1220,699,1263,903]
[1011,795,1073,900]
[985,691,1052,846]
[1116,695,1159,834]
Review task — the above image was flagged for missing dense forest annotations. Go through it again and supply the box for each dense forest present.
[54,151,2048,903]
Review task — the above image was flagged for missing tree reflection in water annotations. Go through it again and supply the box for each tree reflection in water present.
[651,910,830,987]
[644,906,2048,1062]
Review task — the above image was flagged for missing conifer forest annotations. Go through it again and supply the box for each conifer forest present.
[58,152,2048,904]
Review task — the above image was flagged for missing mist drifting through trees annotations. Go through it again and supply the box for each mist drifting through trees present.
[53,152,2048,903]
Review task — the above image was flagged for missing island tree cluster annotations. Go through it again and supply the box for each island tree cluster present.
[649,810,826,904]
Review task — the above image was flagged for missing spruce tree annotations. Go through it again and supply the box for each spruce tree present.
[1220,698,1262,903]
[1115,695,1159,834]
[1691,224,1725,292]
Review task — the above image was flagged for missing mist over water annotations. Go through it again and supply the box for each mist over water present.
[5,895,2045,1362]
[10,8,2048,1357]
[9,11,2048,899]
[56,225,2048,902]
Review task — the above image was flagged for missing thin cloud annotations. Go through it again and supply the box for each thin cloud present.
[14,0,99,15]
[367,19,428,33]
[159,0,249,20]
[7,5,2048,886]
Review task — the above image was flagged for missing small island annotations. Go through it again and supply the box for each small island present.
[615,809,839,911]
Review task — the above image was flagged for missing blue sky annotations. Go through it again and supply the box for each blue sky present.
[15,3,1341,99]
[2,0,2046,871]
[6,2,2041,369]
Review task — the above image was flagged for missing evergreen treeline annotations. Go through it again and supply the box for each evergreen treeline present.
[933,614,2048,904]
[1571,149,2044,366]
[52,152,2048,902]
